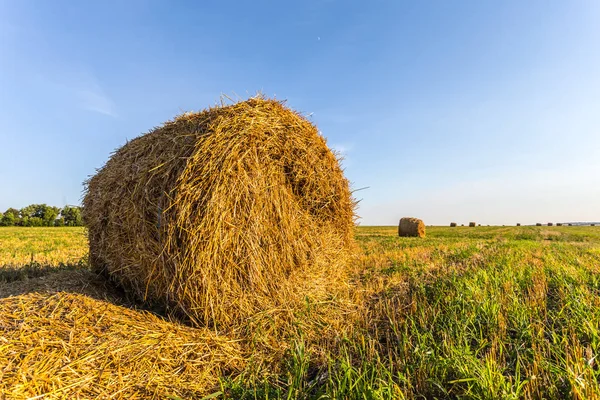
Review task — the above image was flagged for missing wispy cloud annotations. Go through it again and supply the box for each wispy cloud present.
[38,66,118,118]
[76,85,117,117]
[67,69,118,117]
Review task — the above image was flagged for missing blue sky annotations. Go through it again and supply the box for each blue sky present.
[1,0,599,225]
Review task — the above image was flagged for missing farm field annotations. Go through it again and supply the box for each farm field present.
[0,227,87,267]
[1,225,600,398]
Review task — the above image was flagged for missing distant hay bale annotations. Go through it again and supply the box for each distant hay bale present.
[548,223,553,226]
[568,223,573,226]
[398,217,425,238]
[461,224,465,226]
[450,222,457,227]
[557,223,563,226]
[83,97,355,328]
[536,223,542,226]
[516,223,521,226]
[469,222,476,227]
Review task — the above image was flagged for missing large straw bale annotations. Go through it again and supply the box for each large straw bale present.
[398,217,425,238]
[83,97,355,328]
[469,222,476,227]
[548,223,553,226]
[516,223,521,226]
[450,222,457,227]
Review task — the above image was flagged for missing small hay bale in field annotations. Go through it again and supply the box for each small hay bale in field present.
[536,223,542,226]
[517,223,521,226]
[461,224,465,226]
[83,97,355,328]
[469,222,476,227]
[557,223,563,226]
[450,222,457,227]
[568,223,573,226]
[398,217,425,238]
[548,222,553,226]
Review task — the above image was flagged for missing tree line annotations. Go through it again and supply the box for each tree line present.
[0,204,83,227]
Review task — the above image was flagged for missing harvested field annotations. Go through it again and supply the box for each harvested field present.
[2,226,600,398]
[0,227,86,267]
[0,281,242,398]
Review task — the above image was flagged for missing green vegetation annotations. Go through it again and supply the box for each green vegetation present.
[0,227,87,267]
[223,226,600,399]
[0,204,83,226]
[1,226,600,399]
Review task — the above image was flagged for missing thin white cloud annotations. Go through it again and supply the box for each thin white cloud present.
[67,69,118,117]
[39,67,118,118]
[77,86,118,117]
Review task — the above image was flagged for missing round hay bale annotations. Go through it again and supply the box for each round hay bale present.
[536,223,542,226]
[450,222,457,227]
[557,223,563,226]
[398,217,425,238]
[468,222,476,227]
[83,97,355,328]
[548,223,553,226]
[516,223,521,226]
[568,223,573,226]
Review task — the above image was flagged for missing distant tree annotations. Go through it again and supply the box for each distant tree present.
[1,205,83,227]
[20,204,60,227]
[60,206,83,226]
[42,206,60,226]
[20,205,35,226]
[1,208,20,226]
[28,216,44,227]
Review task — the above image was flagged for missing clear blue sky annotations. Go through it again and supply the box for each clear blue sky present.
[1,0,599,225]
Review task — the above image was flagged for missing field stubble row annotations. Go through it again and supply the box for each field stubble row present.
[1,226,600,398]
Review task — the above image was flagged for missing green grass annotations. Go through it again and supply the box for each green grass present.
[0,226,87,267]
[2,225,600,399]
[224,226,600,399]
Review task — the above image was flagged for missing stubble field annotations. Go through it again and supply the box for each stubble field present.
[1,226,599,399]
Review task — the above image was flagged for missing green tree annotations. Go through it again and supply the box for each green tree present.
[20,205,36,226]
[60,206,83,226]
[1,208,19,226]
[20,204,59,226]
[42,206,60,226]
[28,216,44,226]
